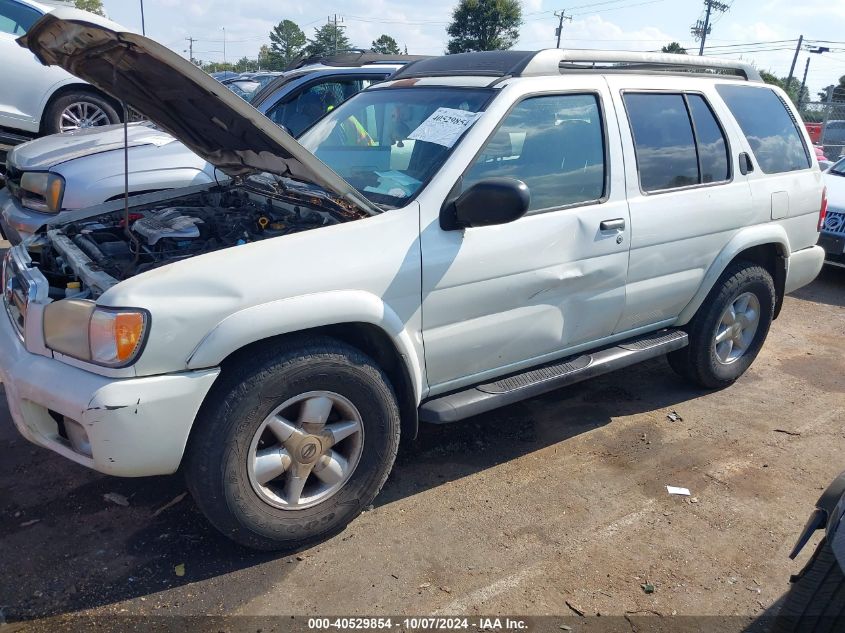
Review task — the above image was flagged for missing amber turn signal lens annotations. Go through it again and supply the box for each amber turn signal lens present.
[114,312,145,362]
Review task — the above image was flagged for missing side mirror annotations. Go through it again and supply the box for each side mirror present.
[441,178,531,231]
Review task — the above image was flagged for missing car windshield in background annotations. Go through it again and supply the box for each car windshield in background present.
[299,87,494,207]
[830,157,845,176]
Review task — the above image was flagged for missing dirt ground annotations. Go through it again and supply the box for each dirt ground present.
[0,267,843,630]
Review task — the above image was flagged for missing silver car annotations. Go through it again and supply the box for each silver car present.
[0,59,419,243]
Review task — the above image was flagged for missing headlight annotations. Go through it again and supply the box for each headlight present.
[43,300,149,367]
[20,172,65,213]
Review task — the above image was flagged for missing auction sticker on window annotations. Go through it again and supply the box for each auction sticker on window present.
[408,108,483,148]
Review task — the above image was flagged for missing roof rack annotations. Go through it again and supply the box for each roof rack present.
[390,49,762,82]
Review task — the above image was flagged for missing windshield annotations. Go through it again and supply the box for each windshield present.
[830,157,845,176]
[299,87,494,207]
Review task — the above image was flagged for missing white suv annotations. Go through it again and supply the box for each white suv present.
[0,1,122,140]
[1,11,826,550]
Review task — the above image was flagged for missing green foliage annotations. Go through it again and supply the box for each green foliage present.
[372,34,401,55]
[305,23,353,57]
[446,0,522,54]
[761,70,810,108]
[73,0,105,17]
[661,42,687,54]
[269,20,306,70]
[200,61,235,74]
[818,75,845,103]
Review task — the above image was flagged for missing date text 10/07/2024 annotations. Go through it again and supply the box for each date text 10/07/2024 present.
[307,618,530,631]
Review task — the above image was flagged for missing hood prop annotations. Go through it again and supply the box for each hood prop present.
[122,103,141,264]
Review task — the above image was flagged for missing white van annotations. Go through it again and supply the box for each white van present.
[1,10,826,550]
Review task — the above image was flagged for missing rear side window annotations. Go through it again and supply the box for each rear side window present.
[623,93,700,192]
[687,95,730,183]
[462,93,606,212]
[716,84,810,174]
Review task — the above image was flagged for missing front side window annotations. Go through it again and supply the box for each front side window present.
[0,0,41,35]
[716,84,810,174]
[300,87,493,207]
[267,78,377,137]
[461,94,606,212]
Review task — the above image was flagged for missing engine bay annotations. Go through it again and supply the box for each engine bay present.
[36,183,365,299]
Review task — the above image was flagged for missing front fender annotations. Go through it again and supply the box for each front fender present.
[186,290,425,403]
[675,224,791,326]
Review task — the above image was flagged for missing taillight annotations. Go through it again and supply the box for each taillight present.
[819,187,828,231]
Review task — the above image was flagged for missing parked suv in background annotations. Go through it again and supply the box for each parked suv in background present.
[0,1,123,142]
[0,12,826,550]
[819,156,845,267]
[0,54,421,243]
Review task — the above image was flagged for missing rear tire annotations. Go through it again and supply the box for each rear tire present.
[42,91,120,135]
[668,260,775,389]
[773,538,845,632]
[184,336,400,550]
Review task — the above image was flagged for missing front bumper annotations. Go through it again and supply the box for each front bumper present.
[818,231,845,268]
[0,299,220,477]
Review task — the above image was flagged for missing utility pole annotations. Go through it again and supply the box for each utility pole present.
[185,36,196,65]
[691,0,729,56]
[554,10,572,48]
[328,14,345,54]
[786,35,804,85]
[222,27,226,66]
[799,57,810,108]
[139,0,145,35]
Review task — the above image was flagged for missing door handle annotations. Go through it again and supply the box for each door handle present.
[600,218,626,231]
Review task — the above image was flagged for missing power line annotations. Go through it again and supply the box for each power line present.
[691,0,730,56]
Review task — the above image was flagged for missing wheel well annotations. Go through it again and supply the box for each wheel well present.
[41,84,124,133]
[732,243,787,319]
[218,324,419,445]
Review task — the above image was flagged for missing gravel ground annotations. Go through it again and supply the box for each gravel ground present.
[0,267,843,630]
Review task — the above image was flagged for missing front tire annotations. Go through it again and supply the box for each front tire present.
[184,337,400,550]
[668,260,775,389]
[773,538,845,632]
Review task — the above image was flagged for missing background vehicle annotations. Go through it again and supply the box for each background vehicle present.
[819,156,845,267]
[821,120,845,161]
[774,471,845,632]
[221,72,281,102]
[0,55,419,243]
[0,0,124,143]
[1,14,826,550]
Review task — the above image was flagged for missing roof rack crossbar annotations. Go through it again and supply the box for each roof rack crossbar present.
[522,50,762,82]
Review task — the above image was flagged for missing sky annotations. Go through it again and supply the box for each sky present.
[101,0,845,97]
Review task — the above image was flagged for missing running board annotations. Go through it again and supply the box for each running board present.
[419,329,688,424]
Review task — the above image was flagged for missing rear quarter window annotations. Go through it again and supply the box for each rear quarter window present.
[716,84,810,174]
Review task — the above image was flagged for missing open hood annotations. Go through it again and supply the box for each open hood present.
[19,9,379,215]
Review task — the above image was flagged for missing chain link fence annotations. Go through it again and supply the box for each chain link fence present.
[802,100,845,162]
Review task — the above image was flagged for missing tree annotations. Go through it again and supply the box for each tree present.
[661,42,687,54]
[74,0,105,16]
[258,45,272,69]
[269,20,306,69]
[372,34,401,55]
[305,23,352,57]
[446,0,522,54]
[761,70,810,108]
[818,75,845,102]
